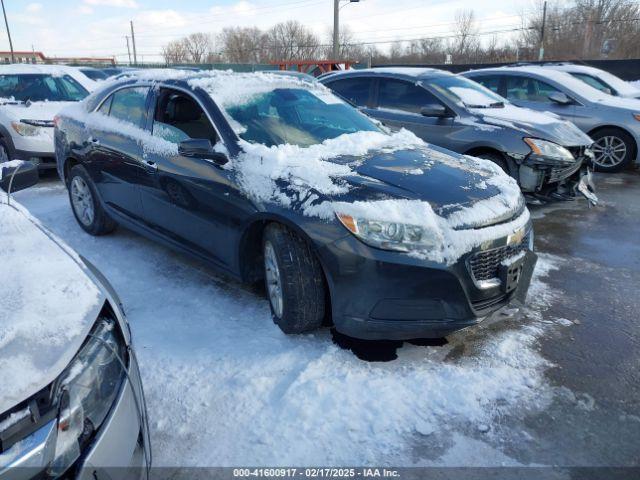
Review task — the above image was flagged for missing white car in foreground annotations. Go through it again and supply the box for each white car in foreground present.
[0,162,150,479]
[0,65,91,170]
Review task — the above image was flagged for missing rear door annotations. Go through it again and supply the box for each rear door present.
[85,86,150,220]
[370,77,456,149]
[137,87,244,269]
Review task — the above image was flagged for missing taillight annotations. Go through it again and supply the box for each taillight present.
[53,115,60,127]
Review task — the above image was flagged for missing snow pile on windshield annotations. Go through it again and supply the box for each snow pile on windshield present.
[0,196,102,412]
[449,86,499,107]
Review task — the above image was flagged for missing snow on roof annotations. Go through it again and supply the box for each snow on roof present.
[543,64,640,97]
[468,65,615,102]
[0,196,103,414]
[0,64,80,75]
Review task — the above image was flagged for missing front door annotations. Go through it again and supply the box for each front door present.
[138,88,243,269]
[504,75,577,122]
[369,77,457,150]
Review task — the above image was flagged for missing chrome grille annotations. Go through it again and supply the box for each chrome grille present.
[469,230,531,283]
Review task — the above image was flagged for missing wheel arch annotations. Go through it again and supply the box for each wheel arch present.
[62,156,81,184]
[238,213,333,325]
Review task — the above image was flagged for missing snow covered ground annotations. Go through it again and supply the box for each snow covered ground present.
[14,181,575,467]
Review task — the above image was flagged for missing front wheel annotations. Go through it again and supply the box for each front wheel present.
[68,164,117,235]
[263,223,326,334]
[590,128,635,172]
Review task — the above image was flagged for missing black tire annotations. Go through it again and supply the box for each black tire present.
[476,151,509,174]
[590,128,635,173]
[0,139,10,164]
[263,223,326,334]
[67,164,117,236]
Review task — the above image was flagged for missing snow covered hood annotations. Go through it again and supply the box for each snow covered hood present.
[0,101,73,123]
[0,197,104,414]
[471,104,592,147]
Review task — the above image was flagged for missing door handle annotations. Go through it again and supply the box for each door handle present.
[144,160,158,171]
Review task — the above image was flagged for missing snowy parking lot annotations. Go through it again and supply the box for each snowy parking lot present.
[13,172,640,468]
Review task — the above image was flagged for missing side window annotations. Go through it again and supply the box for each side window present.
[97,95,112,115]
[152,89,218,145]
[325,77,372,107]
[377,78,440,114]
[473,75,501,94]
[108,87,149,127]
[506,76,561,103]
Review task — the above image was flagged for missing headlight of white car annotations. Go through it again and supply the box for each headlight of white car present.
[48,318,127,477]
[10,121,41,137]
[336,213,440,252]
[524,138,574,163]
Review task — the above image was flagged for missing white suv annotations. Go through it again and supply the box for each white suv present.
[0,65,91,170]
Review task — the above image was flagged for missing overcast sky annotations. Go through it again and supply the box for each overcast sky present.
[3,0,538,62]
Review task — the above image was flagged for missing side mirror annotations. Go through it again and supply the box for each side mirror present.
[603,87,614,96]
[178,139,228,165]
[0,161,39,194]
[548,92,573,105]
[420,104,451,117]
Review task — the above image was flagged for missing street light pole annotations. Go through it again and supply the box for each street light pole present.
[1,0,15,63]
[333,0,340,59]
[538,0,547,61]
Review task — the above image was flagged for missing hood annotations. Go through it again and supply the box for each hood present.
[0,101,75,123]
[469,104,592,147]
[342,145,524,227]
[0,198,104,415]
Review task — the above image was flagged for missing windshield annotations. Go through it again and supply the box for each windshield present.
[81,69,108,81]
[428,75,507,108]
[0,74,89,102]
[225,87,381,148]
[573,69,640,96]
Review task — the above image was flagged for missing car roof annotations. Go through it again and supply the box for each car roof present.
[465,65,578,82]
[540,64,601,75]
[0,64,84,75]
[323,66,453,81]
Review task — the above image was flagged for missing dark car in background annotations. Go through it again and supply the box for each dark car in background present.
[79,66,109,82]
[54,71,536,341]
[464,65,640,172]
[320,68,594,199]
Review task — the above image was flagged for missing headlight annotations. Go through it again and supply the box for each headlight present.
[336,213,440,252]
[48,318,126,477]
[10,121,41,137]
[524,138,574,163]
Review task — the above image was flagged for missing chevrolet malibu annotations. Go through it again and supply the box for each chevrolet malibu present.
[54,71,537,340]
[0,162,150,478]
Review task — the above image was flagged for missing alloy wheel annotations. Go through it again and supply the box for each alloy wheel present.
[592,136,627,168]
[264,241,284,318]
[70,176,95,227]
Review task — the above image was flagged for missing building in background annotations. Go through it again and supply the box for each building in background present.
[0,51,115,66]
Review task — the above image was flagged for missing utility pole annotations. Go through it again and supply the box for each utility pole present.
[130,20,137,66]
[125,35,131,65]
[538,1,547,61]
[333,0,339,59]
[1,0,14,63]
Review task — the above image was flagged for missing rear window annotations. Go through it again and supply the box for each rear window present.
[0,74,88,102]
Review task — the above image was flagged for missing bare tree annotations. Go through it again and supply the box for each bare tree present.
[266,20,321,60]
[219,27,267,63]
[183,33,214,64]
[448,9,480,63]
[162,38,189,64]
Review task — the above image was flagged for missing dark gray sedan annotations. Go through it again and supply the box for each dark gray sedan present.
[320,68,593,197]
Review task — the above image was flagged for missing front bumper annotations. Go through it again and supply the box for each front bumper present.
[317,227,537,341]
[0,351,148,480]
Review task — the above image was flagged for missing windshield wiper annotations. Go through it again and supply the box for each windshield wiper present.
[465,101,505,109]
